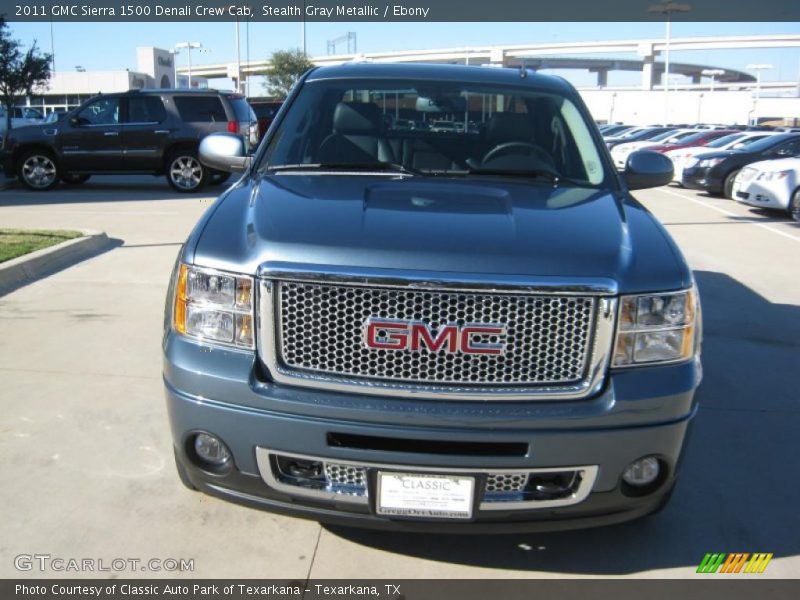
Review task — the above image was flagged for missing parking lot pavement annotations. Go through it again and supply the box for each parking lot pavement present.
[1,177,798,579]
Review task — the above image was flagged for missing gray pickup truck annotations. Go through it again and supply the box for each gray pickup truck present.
[163,63,702,532]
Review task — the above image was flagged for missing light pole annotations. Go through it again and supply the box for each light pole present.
[301,1,307,56]
[648,3,691,125]
[701,68,724,93]
[175,42,202,88]
[746,63,773,126]
[170,49,179,88]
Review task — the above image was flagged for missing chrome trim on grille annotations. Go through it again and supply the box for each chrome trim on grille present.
[258,262,619,296]
[258,268,617,401]
[255,448,598,511]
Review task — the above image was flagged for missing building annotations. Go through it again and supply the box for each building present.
[24,47,208,115]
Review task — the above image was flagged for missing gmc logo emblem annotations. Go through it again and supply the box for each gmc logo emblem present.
[364,318,506,355]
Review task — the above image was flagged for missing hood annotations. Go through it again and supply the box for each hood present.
[190,174,690,294]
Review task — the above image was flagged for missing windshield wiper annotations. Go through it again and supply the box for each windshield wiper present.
[460,165,568,184]
[268,162,421,175]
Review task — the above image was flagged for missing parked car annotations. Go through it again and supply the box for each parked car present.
[605,127,677,150]
[166,63,702,532]
[681,133,800,198]
[1,89,259,191]
[643,129,737,154]
[599,124,633,137]
[610,129,700,169]
[665,132,775,185]
[732,157,800,220]
[249,100,283,140]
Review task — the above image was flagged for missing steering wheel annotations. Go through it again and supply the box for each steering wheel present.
[482,142,554,166]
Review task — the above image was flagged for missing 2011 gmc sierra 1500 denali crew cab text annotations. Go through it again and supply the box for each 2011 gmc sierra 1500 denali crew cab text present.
[163,63,702,532]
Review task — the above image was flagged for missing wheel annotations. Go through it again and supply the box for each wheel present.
[61,173,91,185]
[722,169,741,200]
[166,150,208,193]
[208,170,231,186]
[174,450,198,491]
[17,150,59,191]
[790,188,800,222]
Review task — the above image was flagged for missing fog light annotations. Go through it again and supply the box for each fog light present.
[193,433,231,466]
[622,457,660,487]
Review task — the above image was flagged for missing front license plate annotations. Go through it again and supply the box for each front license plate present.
[376,472,475,519]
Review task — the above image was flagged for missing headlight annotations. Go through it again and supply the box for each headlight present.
[757,170,790,181]
[173,264,254,349]
[612,287,699,367]
[697,157,724,168]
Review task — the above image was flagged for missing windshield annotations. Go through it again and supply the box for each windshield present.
[648,129,685,143]
[669,131,713,145]
[734,134,793,153]
[260,78,608,187]
[706,133,743,148]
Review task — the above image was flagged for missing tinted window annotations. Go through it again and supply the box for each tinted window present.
[127,96,166,123]
[737,134,796,153]
[174,96,227,122]
[774,139,800,156]
[227,96,255,122]
[76,98,120,126]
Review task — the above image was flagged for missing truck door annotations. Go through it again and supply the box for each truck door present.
[121,95,171,170]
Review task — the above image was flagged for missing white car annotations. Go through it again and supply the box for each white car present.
[610,129,699,170]
[732,157,800,221]
[665,132,776,184]
[0,106,44,133]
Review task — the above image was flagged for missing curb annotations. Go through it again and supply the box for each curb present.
[0,230,113,296]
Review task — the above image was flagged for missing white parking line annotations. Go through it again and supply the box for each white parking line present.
[653,187,800,244]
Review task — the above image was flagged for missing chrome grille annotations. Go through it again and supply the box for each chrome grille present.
[324,463,366,488]
[485,473,529,493]
[275,281,596,387]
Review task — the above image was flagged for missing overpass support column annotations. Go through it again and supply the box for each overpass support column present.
[595,69,608,87]
[637,42,656,91]
[691,74,701,84]
[490,47,506,66]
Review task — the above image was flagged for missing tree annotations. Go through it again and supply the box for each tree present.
[0,18,52,142]
[263,49,314,99]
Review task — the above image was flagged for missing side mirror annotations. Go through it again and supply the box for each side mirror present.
[198,133,251,173]
[69,117,80,127]
[624,150,673,190]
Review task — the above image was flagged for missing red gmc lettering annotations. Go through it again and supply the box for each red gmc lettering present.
[365,320,408,350]
[460,326,506,355]
[410,323,458,353]
[365,319,505,355]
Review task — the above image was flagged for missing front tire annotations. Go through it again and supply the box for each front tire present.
[18,150,60,191]
[166,151,208,193]
[790,188,800,222]
[723,169,741,200]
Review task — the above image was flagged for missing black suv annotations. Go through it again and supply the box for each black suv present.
[1,89,258,192]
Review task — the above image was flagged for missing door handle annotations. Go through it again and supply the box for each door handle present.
[103,131,119,136]
[154,130,170,134]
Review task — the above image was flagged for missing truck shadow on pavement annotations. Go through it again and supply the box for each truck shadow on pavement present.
[0,176,226,206]
[325,270,800,574]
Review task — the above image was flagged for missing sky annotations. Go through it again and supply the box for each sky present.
[8,21,800,90]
